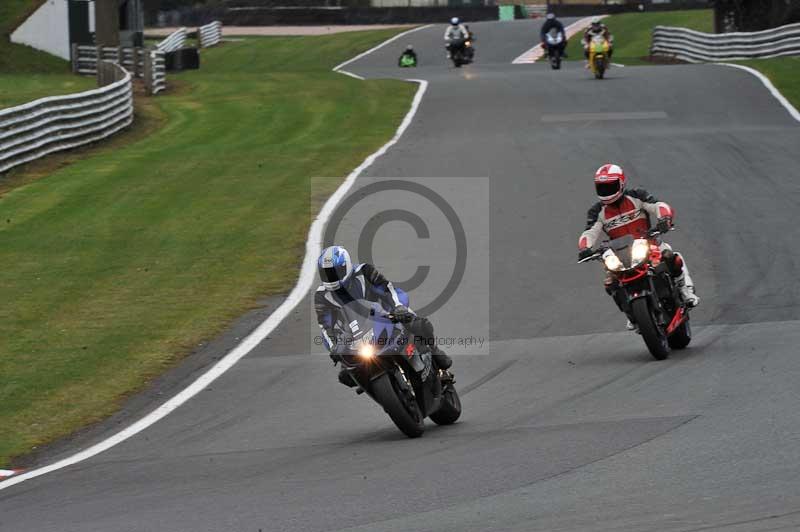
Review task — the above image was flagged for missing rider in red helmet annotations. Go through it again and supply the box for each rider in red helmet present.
[578,164,699,330]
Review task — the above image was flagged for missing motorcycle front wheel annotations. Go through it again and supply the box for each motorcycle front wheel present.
[594,56,605,79]
[372,372,425,438]
[632,298,670,360]
[668,317,692,349]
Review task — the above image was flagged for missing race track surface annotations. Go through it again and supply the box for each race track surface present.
[2,21,800,532]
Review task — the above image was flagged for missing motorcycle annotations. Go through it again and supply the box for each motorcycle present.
[332,298,461,437]
[588,34,610,79]
[544,28,564,70]
[447,38,472,68]
[578,228,692,360]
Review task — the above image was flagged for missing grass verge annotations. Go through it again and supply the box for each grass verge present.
[565,9,713,65]
[0,0,95,108]
[0,29,415,466]
[735,57,800,111]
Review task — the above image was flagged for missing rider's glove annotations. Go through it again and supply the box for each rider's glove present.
[578,248,594,261]
[391,304,413,323]
[656,216,673,234]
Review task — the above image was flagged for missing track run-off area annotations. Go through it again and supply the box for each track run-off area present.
[2,20,800,532]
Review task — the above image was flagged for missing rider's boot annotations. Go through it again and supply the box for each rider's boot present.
[338,368,356,387]
[431,346,452,370]
[676,271,700,308]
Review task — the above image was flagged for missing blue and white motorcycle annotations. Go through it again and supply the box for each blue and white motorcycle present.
[544,28,565,70]
[332,298,461,438]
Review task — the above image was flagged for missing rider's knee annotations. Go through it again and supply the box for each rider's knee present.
[662,248,684,277]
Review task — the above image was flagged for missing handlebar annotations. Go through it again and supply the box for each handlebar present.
[576,226,674,264]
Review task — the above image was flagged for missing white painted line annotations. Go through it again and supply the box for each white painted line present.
[0,29,430,493]
[717,63,800,123]
[611,62,625,68]
[512,16,606,65]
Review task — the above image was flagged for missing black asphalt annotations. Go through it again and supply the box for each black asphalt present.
[2,20,800,532]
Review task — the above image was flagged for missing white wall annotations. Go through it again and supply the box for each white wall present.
[10,0,71,60]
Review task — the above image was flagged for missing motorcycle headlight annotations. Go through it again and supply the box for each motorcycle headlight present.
[631,239,650,266]
[603,249,623,271]
[357,329,375,359]
[358,342,375,359]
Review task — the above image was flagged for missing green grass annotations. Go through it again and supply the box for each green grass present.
[737,57,800,111]
[0,0,95,107]
[0,29,415,466]
[0,74,95,109]
[565,9,713,65]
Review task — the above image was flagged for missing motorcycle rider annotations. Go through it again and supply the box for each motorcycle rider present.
[582,16,613,67]
[540,13,567,58]
[444,17,470,59]
[398,44,418,67]
[315,245,452,387]
[578,164,700,330]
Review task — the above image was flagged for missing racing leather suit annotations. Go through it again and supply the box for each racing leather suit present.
[578,189,697,309]
[444,24,470,56]
[583,23,613,60]
[540,18,567,56]
[315,263,450,385]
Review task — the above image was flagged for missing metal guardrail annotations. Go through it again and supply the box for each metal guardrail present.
[651,22,800,62]
[157,27,187,53]
[149,50,167,95]
[72,45,166,95]
[198,21,223,48]
[0,62,133,174]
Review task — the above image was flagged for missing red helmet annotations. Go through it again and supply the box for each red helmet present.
[594,163,626,204]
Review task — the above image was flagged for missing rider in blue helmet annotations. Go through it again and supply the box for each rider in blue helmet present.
[316,245,452,387]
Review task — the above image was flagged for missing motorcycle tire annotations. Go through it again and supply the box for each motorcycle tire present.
[372,372,425,438]
[429,382,462,425]
[632,298,670,360]
[594,57,605,79]
[668,318,692,350]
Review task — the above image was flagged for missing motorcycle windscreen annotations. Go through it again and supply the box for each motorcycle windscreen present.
[606,235,637,269]
[339,299,397,352]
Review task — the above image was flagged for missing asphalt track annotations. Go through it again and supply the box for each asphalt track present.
[3,20,800,532]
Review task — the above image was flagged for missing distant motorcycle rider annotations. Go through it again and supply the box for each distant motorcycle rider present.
[444,17,470,59]
[540,13,567,58]
[315,246,452,387]
[582,16,613,65]
[398,44,418,67]
[578,164,700,329]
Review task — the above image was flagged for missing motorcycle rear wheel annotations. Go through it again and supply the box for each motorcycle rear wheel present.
[668,318,692,349]
[372,373,425,438]
[429,382,461,425]
[632,298,670,360]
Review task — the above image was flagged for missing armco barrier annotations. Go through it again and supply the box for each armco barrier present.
[650,22,800,62]
[72,45,167,95]
[0,62,133,174]
[198,21,223,48]
[156,27,187,53]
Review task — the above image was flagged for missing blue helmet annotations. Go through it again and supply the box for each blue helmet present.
[318,245,353,290]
